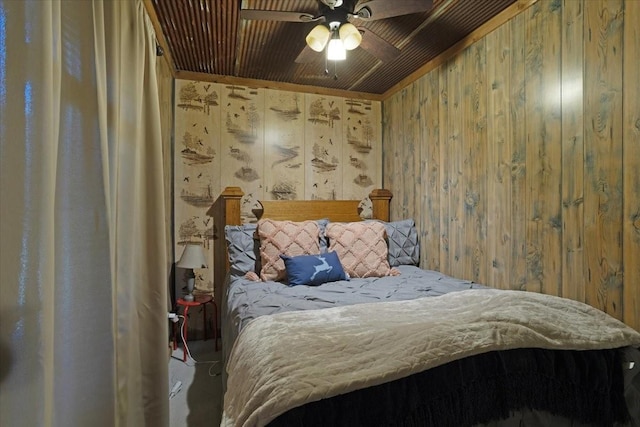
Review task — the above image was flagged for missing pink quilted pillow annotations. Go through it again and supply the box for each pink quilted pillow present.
[326,221,395,278]
[257,219,321,282]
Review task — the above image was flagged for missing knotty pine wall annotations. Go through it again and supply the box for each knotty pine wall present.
[382,0,639,331]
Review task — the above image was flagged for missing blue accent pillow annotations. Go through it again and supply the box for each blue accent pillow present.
[280,251,348,286]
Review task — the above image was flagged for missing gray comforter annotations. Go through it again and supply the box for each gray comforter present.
[221,265,486,366]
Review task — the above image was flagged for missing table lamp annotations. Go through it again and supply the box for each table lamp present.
[177,243,208,302]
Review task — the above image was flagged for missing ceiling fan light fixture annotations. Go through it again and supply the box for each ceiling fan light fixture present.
[306,24,331,52]
[338,23,361,50]
[327,35,346,60]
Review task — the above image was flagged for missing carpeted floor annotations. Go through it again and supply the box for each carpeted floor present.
[169,338,223,427]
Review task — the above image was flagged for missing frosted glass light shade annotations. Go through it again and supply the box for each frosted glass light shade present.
[327,37,346,60]
[306,25,331,52]
[339,23,361,50]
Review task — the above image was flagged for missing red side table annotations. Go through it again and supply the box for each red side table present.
[173,294,218,362]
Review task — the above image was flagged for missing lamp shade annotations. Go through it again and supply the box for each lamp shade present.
[306,24,331,52]
[176,243,207,269]
[339,23,361,50]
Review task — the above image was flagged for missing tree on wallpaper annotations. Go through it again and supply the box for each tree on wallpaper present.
[311,142,339,172]
[203,87,219,114]
[180,131,215,165]
[226,108,260,144]
[349,155,373,187]
[269,93,302,121]
[178,82,204,111]
[308,98,340,128]
[347,117,374,153]
[229,146,259,182]
[178,217,200,243]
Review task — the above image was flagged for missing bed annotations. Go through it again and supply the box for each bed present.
[209,187,640,427]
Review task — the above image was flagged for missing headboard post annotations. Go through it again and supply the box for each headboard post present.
[369,189,392,222]
[207,187,243,305]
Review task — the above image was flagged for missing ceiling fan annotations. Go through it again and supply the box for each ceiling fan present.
[240,0,434,63]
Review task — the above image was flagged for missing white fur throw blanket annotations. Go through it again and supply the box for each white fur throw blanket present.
[221,289,640,427]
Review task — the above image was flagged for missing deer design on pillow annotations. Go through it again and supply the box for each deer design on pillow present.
[310,256,333,281]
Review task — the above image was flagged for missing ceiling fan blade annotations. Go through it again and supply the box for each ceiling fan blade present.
[358,28,401,62]
[294,45,319,64]
[354,0,433,21]
[240,9,321,23]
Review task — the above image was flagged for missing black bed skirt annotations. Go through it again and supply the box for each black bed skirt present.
[268,348,629,427]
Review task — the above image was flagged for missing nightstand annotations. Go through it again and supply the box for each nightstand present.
[173,294,218,362]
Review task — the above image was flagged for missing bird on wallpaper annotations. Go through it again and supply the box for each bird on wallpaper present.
[329,138,333,145]
[192,123,197,127]
[203,218,211,226]
[204,84,211,92]
[234,113,240,118]
[184,177,189,182]
[204,127,208,134]
[227,102,231,107]
[324,179,329,184]
[197,172,203,178]
[241,106,245,111]
[329,101,334,108]
[313,183,318,188]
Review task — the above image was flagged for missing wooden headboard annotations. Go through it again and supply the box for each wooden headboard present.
[206,187,392,304]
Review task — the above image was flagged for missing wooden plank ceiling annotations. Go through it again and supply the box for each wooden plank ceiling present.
[150,0,517,96]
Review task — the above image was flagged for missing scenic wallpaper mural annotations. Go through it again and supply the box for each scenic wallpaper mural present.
[174,79,381,295]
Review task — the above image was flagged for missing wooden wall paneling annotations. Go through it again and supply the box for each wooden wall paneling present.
[438,60,451,275]
[304,94,343,200]
[263,89,305,201]
[400,82,420,219]
[380,0,637,328]
[342,99,381,200]
[448,53,466,277]
[584,0,624,319]
[420,70,441,271]
[523,1,563,295]
[486,23,512,289]
[623,0,640,331]
[462,41,488,283]
[219,85,265,222]
[381,93,395,210]
[561,0,586,303]
[508,13,528,290]
[509,11,528,291]
[386,93,405,219]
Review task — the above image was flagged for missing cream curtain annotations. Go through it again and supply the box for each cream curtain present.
[0,1,169,426]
